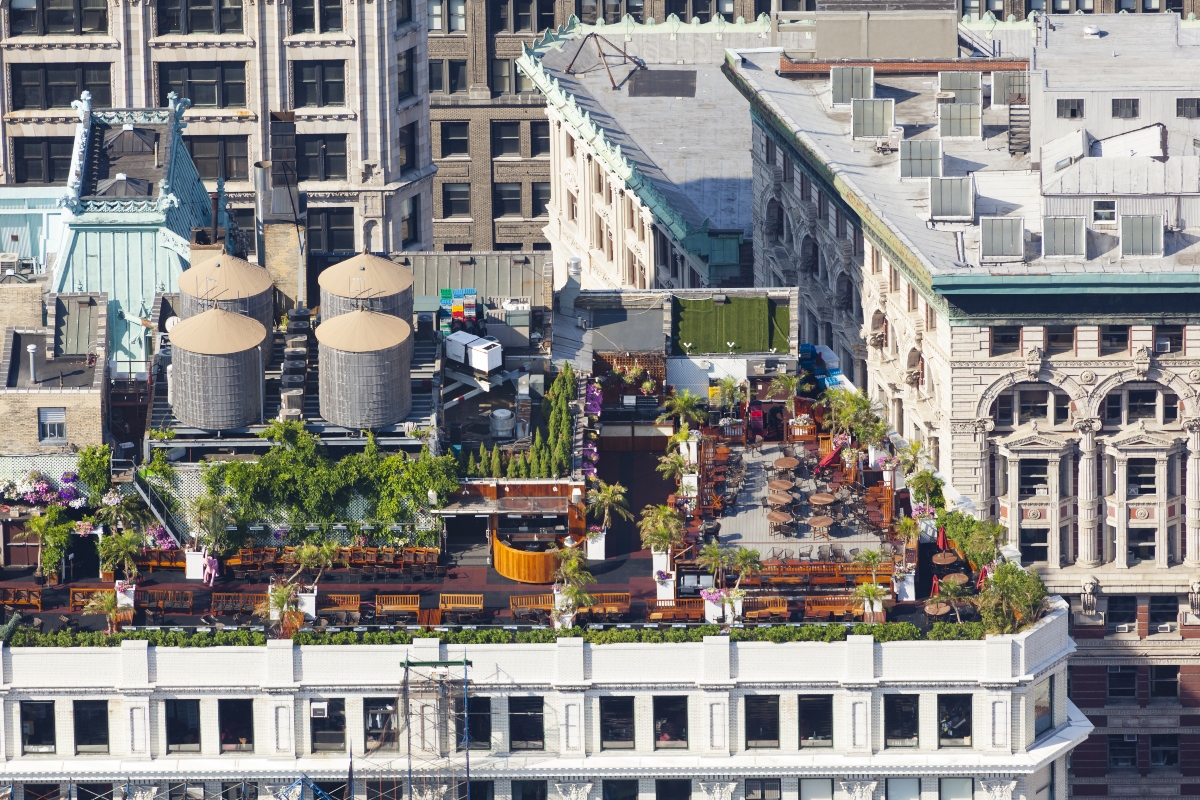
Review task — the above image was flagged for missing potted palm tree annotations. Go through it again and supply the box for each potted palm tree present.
[656,452,690,487]
[553,546,595,629]
[255,581,299,624]
[82,590,124,634]
[730,548,762,591]
[852,548,888,585]
[23,506,73,586]
[854,582,888,623]
[766,373,805,429]
[99,530,142,583]
[932,579,972,624]
[657,389,708,427]
[290,541,341,619]
[638,504,685,599]
[585,480,632,561]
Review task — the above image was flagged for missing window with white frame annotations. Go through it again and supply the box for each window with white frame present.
[38,408,66,443]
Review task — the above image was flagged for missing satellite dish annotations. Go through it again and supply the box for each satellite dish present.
[165,315,180,331]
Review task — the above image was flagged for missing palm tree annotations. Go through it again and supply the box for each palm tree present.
[585,480,633,531]
[852,548,888,584]
[665,422,693,454]
[254,581,299,621]
[716,377,746,414]
[853,582,886,617]
[637,504,685,553]
[767,374,803,424]
[896,440,926,477]
[975,561,1048,634]
[82,590,122,634]
[697,541,730,586]
[289,541,341,585]
[94,493,151,533]
[555,547,596,615]
[188,492,233,550]
[730,548,763,590]
[656,452,690,486]
[933,579,972,624]
[657,388,708,426]
[98,530,143,580]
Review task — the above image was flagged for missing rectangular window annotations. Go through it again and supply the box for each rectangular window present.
[1033,677,1053,737]
[398,122,418,174]
[656,781,690,800]
[12,63,111,110]
[452,696,490,751]
[184,136,248,182]
[653,696,688,749]
[159,62,245,108]
[531,121,550,157]
[797,695,832,747]
[1109,734,1137,768]
[508,697,544,750]
[74,700,109,754]
[884,695,918,748]
[218,699,254,752]
[429,60,444,92]
[939,780,973,800]
[491,122,521,157]
[11,0,108,35]
[1108,665,1138,700]
[395,0,412,25]
[1019,392,1049,425]
[799,781,832,800]
[491,59,511,94]
[1179,98,1200,119]
[1127,390,1157,422]
[745,782,780,800]
[292,0,342,31]
[532,183,551,218]
[1127,457,1156,497]
[1056,98,1084,119]
[887,781,919,800]
[157,0,242,33]
[1112,98,1140,119]
[1100,324,1129,355]
[1046,325,1074,355]
[1093,199,1116,223]
[1150,733,1179,768]
[603,783,638,800]
[365,698,399,753]
[1149,596,1177,626]
[1055,392,1071,425]
[992,326,1020,356]
[397,49,415,100]
[37,407,67,443]
[22,701,56,753]
[442,183,471,218]
[1151,665,1179,698]
[937,694,972,747]
[428,0,443,28]
[399,195,420,249]
[296,134,348,181]
[14,138,74,185]
[310,699,346,751]
[165,699,201,753]
[994,394,1014,426]
[292,61,345,107]
[448,60,467,93]
[446,0,465,28]
[493,183,521,218]
[306,207,355,252]
[1019,528,1049,564]
[511,784,546,800]
[599,697,634,749]
[441,121,469,157]
[745,696,779,748]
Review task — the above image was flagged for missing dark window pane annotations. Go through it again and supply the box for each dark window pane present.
[165,699,202,753]
[745,696,779,748]
[229,208,256,255]
[322,62,345,105]
[441,121,469,156]
[599,697,634,749]
[532,183,550,218]
[365,698,399,753]
[74,701,109,753]
[159,0,184,32]
[22,701,56,753]
[11,0,40,34]
[656,781,690,800]
[45,0,75,31]
[13,65,46,110]
[398,49,415,99]
[218,699,254,752]
[884,695,919,748]
[295,62,320,106]
[493,183,521,218]
[187,0,215,32]
[531,121,550,157]
[448,60,467,93]
[937,694,972,747]
[189,137,222,179]
[652,696,688,748]
[442,183,470,218]
[398,122,417,173]
[400,195,420,248]
[508,697,544,750]
[429,60,444,92]
[321,0,343,30]
[603,782,638,800]
[512,784,546,800]
[310,699,347,751]
[220,0,243,31]
[293,0,316,31]
[798,695,833,747]
[492,121,520,156]
[454,696,491,750]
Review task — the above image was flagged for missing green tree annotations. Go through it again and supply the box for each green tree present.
[933,578,972,624]
[716,377,746,413]
[490,445,503,479]
[697,541,731,586]
[975,561,1047,634]
[852,548,888,584]
[853,582,886,616]
[289,541,341,585]
[76,444,113,499]
[665,422,692,454]
[82,590,123,634]
[766,374,804,423]
[507,453,522,478]
[657,388,708,426]
[98,530,143,579]
[586,480,633,530]
[637,504,685,553]
[730,548,763,590]
[188,492,233,552]
[896,440,926,477]
[656,452,690,486]
[467,452,478,478]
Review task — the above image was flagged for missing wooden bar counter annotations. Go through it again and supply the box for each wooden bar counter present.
[493,536,582,584]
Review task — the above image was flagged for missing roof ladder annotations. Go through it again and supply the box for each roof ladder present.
[1007,102,1030,156]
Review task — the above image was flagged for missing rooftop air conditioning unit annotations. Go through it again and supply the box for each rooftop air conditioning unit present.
[311,701,329,718]
[935,92,956,105]
[1156,338,1171,353]
[1114,623,1133,633]
[1159,622,1176,633]
[0,252,18,267]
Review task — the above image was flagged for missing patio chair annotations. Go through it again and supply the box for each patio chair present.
[848,548,860,559]
[830,545,845,562]
[779,548,794,562]
[880,543,895,556]
[817,545,831,562]
[796,545,813,561]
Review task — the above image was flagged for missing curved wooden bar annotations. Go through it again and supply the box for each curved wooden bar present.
[493,538,579,584]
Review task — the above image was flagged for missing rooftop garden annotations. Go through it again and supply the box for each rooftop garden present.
[671,296,790,355]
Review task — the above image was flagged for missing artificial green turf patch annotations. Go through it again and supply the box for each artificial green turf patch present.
[672,296,789,354]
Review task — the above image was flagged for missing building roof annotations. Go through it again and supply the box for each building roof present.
[724,15,1200,292]
[1036,14,1200,89]
[169,307,267,355]
[396,252,548,312]
[178,253,274,301]
[314,309,411,353]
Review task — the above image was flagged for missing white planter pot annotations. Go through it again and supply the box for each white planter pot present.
[704,597,742,623]
[918,518,937,543]
[893,573,916,602]
[270,606,281,621]
[872,599,884,613]
[656,577,676,600]
[298,589,318,620]
[116,586,136,608]
[184,550,207,581]
[652,549,671,575]
[586,527,606,561]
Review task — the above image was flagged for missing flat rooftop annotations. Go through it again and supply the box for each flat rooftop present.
[1037,14,1200,89]
[6,331,98,390]
[726,21,1200,281]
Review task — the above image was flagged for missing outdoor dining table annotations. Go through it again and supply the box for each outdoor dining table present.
[766,510,793,525]
[932,551,960,568]
[767,479,795,492]
[809,493,836,508]
[925,601,951,618]
[768,492,794,507]
[774,457,800,471]
[808,515,835,539]
[942,572,969,587]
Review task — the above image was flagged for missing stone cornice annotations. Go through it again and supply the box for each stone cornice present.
[148,35,256,48]
[1,37,120,50]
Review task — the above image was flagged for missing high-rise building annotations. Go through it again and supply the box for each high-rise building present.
[0,0,433,256]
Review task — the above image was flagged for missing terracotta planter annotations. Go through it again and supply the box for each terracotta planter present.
[101,570,115,583]
[46,573,60,587]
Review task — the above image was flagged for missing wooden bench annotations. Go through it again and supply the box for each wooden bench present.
[646,598,704,622]
[70,588,114,612]
[580,592,632,621]
[510,593,555,623]
[440,593,484,611]
[135,590,193,613]
[743,596,789,621]
[318,593,361,611]
[802,594,858,621]
[375,594,420,622]
[0,587,42,610]
[134,549,186,571]
[210,592,267,615]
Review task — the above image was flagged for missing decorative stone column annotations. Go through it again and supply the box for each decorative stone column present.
[1048,457,1062,567]
[1185,418,1200,566]
[1075,418,1102,567]
[1114,455,1129,569]
[1156,454,1171,568]
[975,418,995,514]
[1007,456,1021,553]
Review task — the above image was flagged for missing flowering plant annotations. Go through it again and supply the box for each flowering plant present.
[61,471,79,484]
[700,587,746,604]
[114,579,134,593]
[147,524,173,549]
[101,489,122,507]
[588,525,602,534]
[911,502,936,519]
[797,414,813,425]
[654,570,672,582]
[74,521,94,536]
[876,456,900,470]
[832,433,852,449]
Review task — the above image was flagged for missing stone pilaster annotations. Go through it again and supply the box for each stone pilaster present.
[1075,418,1102,567]
[1185,418,1200,566]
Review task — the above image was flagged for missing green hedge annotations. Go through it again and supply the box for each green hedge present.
[9,629,267,647]
[926,621,987,640]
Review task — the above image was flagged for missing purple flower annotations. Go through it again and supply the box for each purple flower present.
[61,471,79,484]
[58,486,79,502]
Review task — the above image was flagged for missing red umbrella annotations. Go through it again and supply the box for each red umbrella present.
[930,574,940,598]
[936,525,948,551]
[975,565,989,590]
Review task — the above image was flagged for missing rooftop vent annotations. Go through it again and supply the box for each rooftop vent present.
[980,217,1025,263]
[104,126,157,155]
[831,66,873,105]
[851,98,894,139]
[1083,24,1102,38]
[1043,217,1086,258]
[900,139,942,179]
[935,92,956,105]
[95,174,152,197]
[929,176,974,221]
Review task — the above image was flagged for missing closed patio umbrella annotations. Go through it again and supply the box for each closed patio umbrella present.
[936,525,948,551]
[930,574,940,598]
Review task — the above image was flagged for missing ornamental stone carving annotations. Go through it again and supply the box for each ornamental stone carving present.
[838,782,877,800]
[1135,507,1150,520]
[1190,577,1200,616]
[1082,575,1098,615]
[904,369,922,387]
[1080,370,1097,385]
[973,417,996,434]
[412,787,449,800]
[1190,368,1200,383]
[1027,508,1042,520]
[1134,345,1152,379]
[979,780,1017,800]
[697,784,737,800]
[1025,346,1044,381]
[554,785,593,800]
[867,332,886,348]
